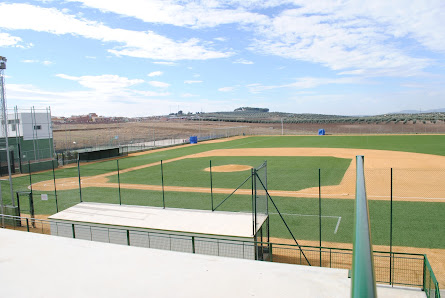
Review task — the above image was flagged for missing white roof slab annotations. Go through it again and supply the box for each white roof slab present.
[49,202,267,238]
[0,229,425,298]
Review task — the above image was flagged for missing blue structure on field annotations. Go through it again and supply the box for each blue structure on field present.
[190,136,198,144]
[318,129,326,135]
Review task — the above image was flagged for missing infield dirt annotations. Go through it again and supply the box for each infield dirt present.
[32,147,445,202]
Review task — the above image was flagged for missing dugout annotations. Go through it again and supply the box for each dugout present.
[78,147,121,161]
[49,202,269,260]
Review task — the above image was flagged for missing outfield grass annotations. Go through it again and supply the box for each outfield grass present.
[108,156,351,191]
[80,134,445,175]
[234,135,445,156]
[3,135,444,249]
[9,184,444,248]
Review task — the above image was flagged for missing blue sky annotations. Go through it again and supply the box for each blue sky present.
[0,0,444,117]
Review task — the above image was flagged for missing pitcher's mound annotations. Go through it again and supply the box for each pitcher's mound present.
[204,164,252,172]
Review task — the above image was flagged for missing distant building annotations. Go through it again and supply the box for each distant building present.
[1,110,54,174]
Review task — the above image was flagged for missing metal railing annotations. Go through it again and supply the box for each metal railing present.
[0,213,440,296]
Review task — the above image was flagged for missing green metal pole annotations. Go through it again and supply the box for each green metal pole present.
[161,160,165,208]
[52,159,58,213]
[351,155,377,298]
[117,160,122,205]
[251,168,255,237]
[390,168,393,286]
[28,161,33,210]
[319,168,322,267]
[210,160,214,211]
[254,169,257,240]
[422,255,426,292]
[77,158,82,202]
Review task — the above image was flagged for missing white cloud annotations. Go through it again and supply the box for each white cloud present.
[0,3,233,61]
[0,32,31,48]
[247,77,363,93]
[181,93,196,97]
[218,86,235,92]
[153,61,177,66]
[184,80,202,84]
[148,80,170,88]
[64,0,269,28]
[6,82,172,116]
[249,2,442,75]
[233,58,254,64]
[56,74,144,91]
[22,59,53,65]
[148,71,163,77]
[22,60,39,63]
[133,90,170,96]
[55,1,445,76]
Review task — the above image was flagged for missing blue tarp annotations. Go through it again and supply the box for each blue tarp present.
[190,136,198,144]
[318,129,326,135]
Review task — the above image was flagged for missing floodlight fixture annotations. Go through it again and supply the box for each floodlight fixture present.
[0,56,6,69]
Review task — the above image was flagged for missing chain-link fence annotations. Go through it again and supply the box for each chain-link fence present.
[0,107,54,176]
[0,213,439,295]
[53,122,249,157]
[0,157,444,289]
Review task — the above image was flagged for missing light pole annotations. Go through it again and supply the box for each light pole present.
[0,56,15,207]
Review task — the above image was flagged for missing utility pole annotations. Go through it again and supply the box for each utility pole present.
[0,56,15,206]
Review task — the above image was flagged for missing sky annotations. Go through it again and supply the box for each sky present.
[0,0,444,117]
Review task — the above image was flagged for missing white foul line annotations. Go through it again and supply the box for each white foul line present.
[334,217,342,234]
[269,212,342,234]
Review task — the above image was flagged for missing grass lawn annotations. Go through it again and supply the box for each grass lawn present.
[108,156,351,191]
[2,134,444,249]
[10,185,444,248]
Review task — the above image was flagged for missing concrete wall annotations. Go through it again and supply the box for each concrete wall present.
[20,113,52,140]
[1,112,51,140]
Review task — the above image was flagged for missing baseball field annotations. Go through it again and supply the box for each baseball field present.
[3,134,445,284]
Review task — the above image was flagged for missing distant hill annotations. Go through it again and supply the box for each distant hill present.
[186,109,445,125]
[234,107,269,113]
[393,108,445,114]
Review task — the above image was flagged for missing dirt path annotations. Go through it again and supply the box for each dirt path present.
[204,164,252,172]
[32,148,445,202]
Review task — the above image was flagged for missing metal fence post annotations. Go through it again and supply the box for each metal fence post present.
[77,158,82,202]
[27,162,33,222]
[161,160,165,208]
[26,217,29,232]
[117,160,122,205]
[127,230,130,246]
[319,168,322,267]
[52,159,58,213]
[72,224,76,238]
[422,255,426,292]
[390,167,393,286]
[329,249,332,268]
[251,168,255,236]
[192,236,195,253]
[210,160,214,211]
